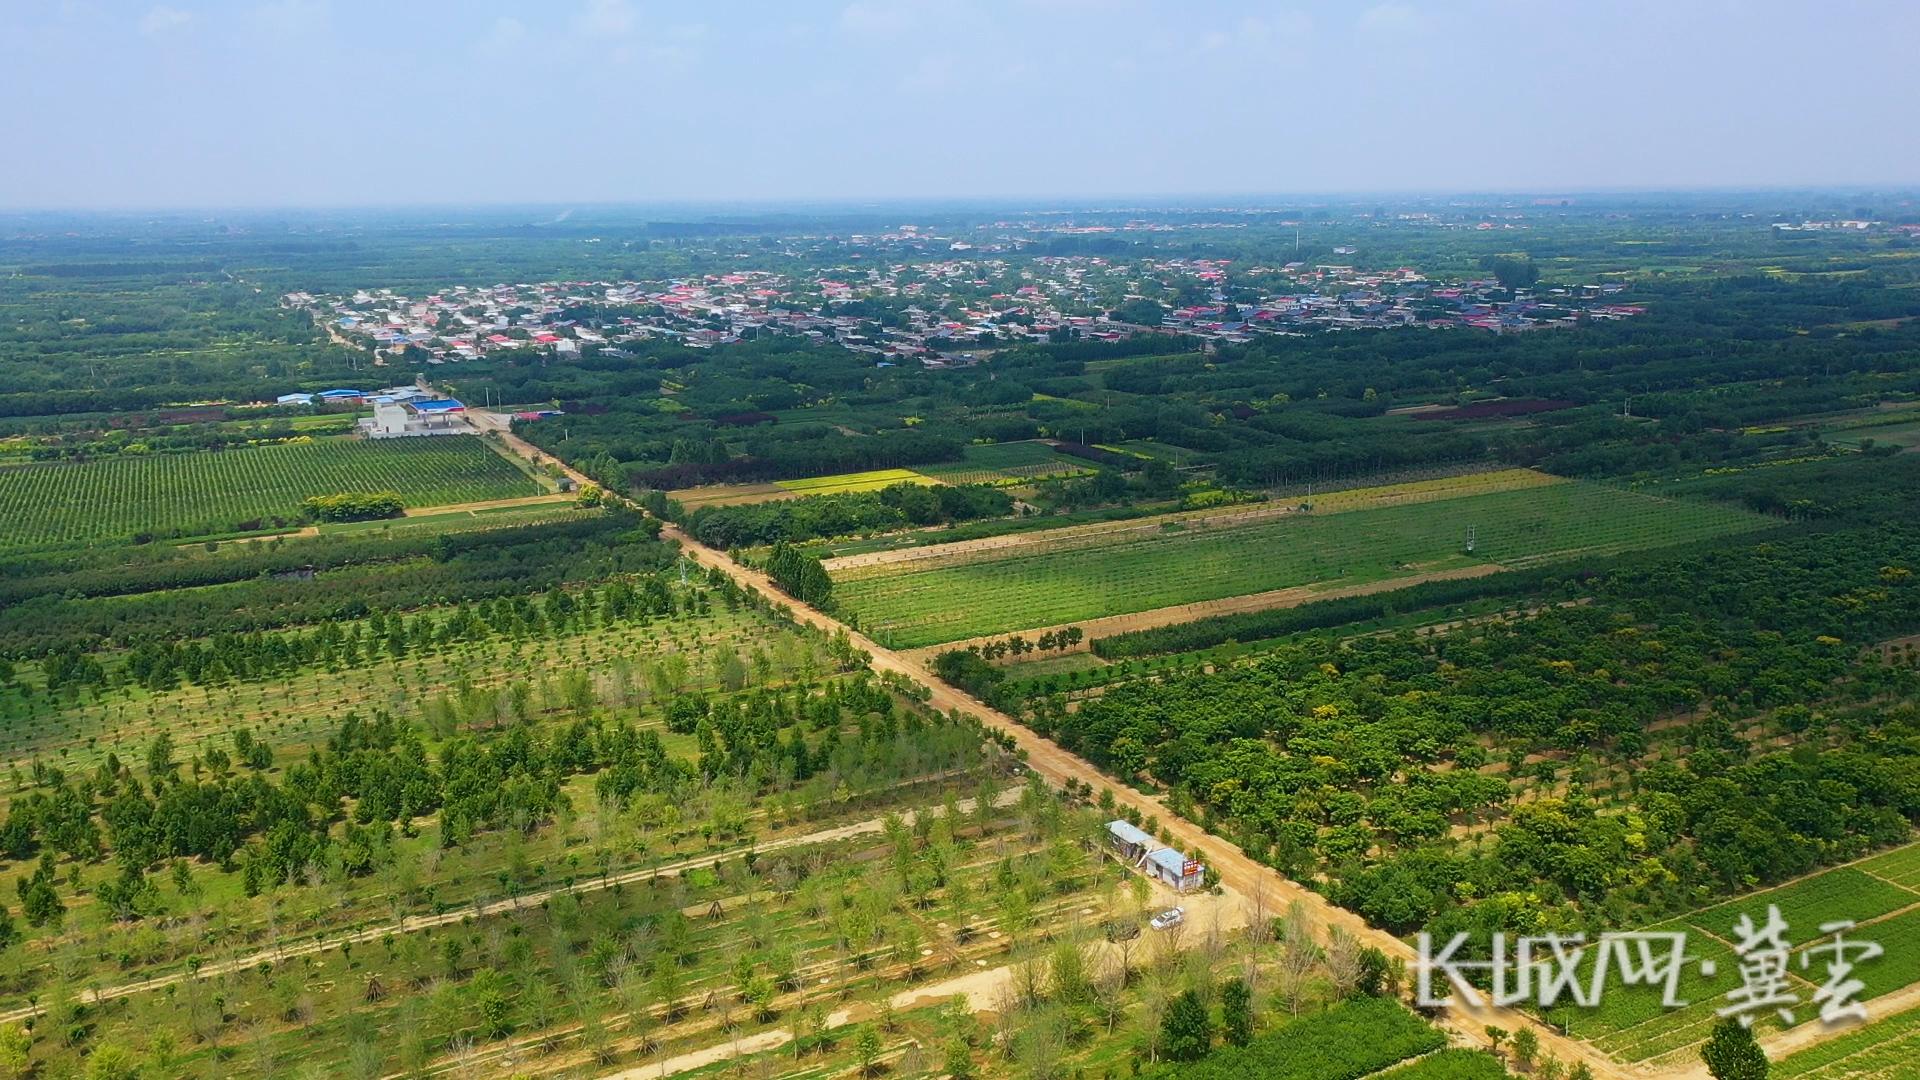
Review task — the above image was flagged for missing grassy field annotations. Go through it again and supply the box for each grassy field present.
[1778,1000,1920,1078]
[836,479,1772,648]
[1111,439,1211,466]
[1376,1049,1512,1079]
[1827,419,1920,449]
[1548,845,1920,1067]
[774,467,933,495]
[915,440,1094,485]
[676,444,1082,509]
[0,437,539,550]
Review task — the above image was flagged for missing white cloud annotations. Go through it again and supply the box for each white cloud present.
[1243,11,1313,42]
[576,0,637,37]
[901,53,956,93]
[139,4,192,36]
[1359,3,1425,32]
[251,0,330,38]
[840,1,914,37]
[474,15,527,58]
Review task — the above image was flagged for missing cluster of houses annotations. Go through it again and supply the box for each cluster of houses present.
[287,242,1644,371]
[273,384,471,439]
[1155,260,1643,343]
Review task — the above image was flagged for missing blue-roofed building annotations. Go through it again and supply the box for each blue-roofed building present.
[318,388,367,402]
[1145,848,1205,892]
[1106,820,1155,861]
[1107,820,1204,892]
[360,397,470,439]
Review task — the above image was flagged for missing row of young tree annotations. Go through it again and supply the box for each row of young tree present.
[764,542,835,609]
[0,674,980,940]
[0,510,674,658]
[42,574,689,693]
[682,481,1013,549]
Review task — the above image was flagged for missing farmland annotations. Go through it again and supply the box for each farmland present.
[0,585,820,777]
[1145,997,1446,1079]
[1778,1002,1920,1078]
[1547,851,1920,1068]
[0,437,540,550]
[837,477,1771,648]
[6,195,1920,1079]
[0,726,1065,1079]
[914,440,1095,485]
[775,466,933,495]
[0,551,1034,1077]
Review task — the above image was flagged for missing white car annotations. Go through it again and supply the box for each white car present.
[1149,907,1186,931]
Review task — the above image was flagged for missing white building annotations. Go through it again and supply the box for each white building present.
[358,398,470,438]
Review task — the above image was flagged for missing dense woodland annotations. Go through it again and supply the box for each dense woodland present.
[993,457,1920,940]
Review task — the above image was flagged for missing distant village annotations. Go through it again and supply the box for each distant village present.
[287,248,1644,370]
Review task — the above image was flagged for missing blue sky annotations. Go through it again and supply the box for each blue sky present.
[4,0,1917,208]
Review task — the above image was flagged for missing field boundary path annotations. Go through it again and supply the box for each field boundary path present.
[899,563,1503,662]
[822,500,1308,575]
[822,466,1559,576]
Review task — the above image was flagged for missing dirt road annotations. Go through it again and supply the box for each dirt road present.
[656,521,1635,1079]
[484,426,1886,1080]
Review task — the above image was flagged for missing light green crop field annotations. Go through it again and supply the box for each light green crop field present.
[0,437,539,550]
[773,467,931,495]
[1778,1000,1920,1078]
[835,480,1773,647]
[1547,847,1920,1067]
[914,439,1091,485]
[1829,419,1920,448]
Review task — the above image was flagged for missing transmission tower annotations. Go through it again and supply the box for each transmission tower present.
[1464,525,1477,554]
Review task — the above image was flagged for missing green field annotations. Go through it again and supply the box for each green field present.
[1687,868,1917,943]
[0,437,539,550]
[836,480,1772,647]
[1113,438,1211,465]
[914,440,1092,485]
[1859,844,1920,891]
[1829,420,1920,449]
[772,467,931,495]
[1778,1000,1920,1078]
[1157,998,1445,1080]
[1376,1050,1512,1080]
[1549,848,1920,1066]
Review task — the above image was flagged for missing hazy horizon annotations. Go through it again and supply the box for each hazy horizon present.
[5,0,1918,210]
